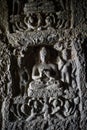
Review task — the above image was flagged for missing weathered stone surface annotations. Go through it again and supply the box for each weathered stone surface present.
[0,0,87,130]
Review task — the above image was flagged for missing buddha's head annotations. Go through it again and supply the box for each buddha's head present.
[40,47,48,63]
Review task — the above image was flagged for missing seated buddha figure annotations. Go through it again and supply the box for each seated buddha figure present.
[28,47,61,96]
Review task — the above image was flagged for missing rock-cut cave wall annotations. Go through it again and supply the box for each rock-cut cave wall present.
[0,0,87,130]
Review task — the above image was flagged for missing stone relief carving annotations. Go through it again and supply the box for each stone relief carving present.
[0,0,87,130]
[5,40,80,130]
[28,47,59,96]
[7,0,74,48]
[9,0,72,34]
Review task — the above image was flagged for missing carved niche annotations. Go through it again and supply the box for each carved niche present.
[3,41,82,129]
[1,0,84,130]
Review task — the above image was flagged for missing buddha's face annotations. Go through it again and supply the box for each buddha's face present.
[40,47,48,63]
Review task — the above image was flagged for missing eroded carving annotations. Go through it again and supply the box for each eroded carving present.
[1,1,86,130]
[9,0,72,34]
[6,41,81,130]
[28,47,59,97]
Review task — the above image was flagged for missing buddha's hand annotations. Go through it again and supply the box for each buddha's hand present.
[39,72,43,78]
[43,69,50,77]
